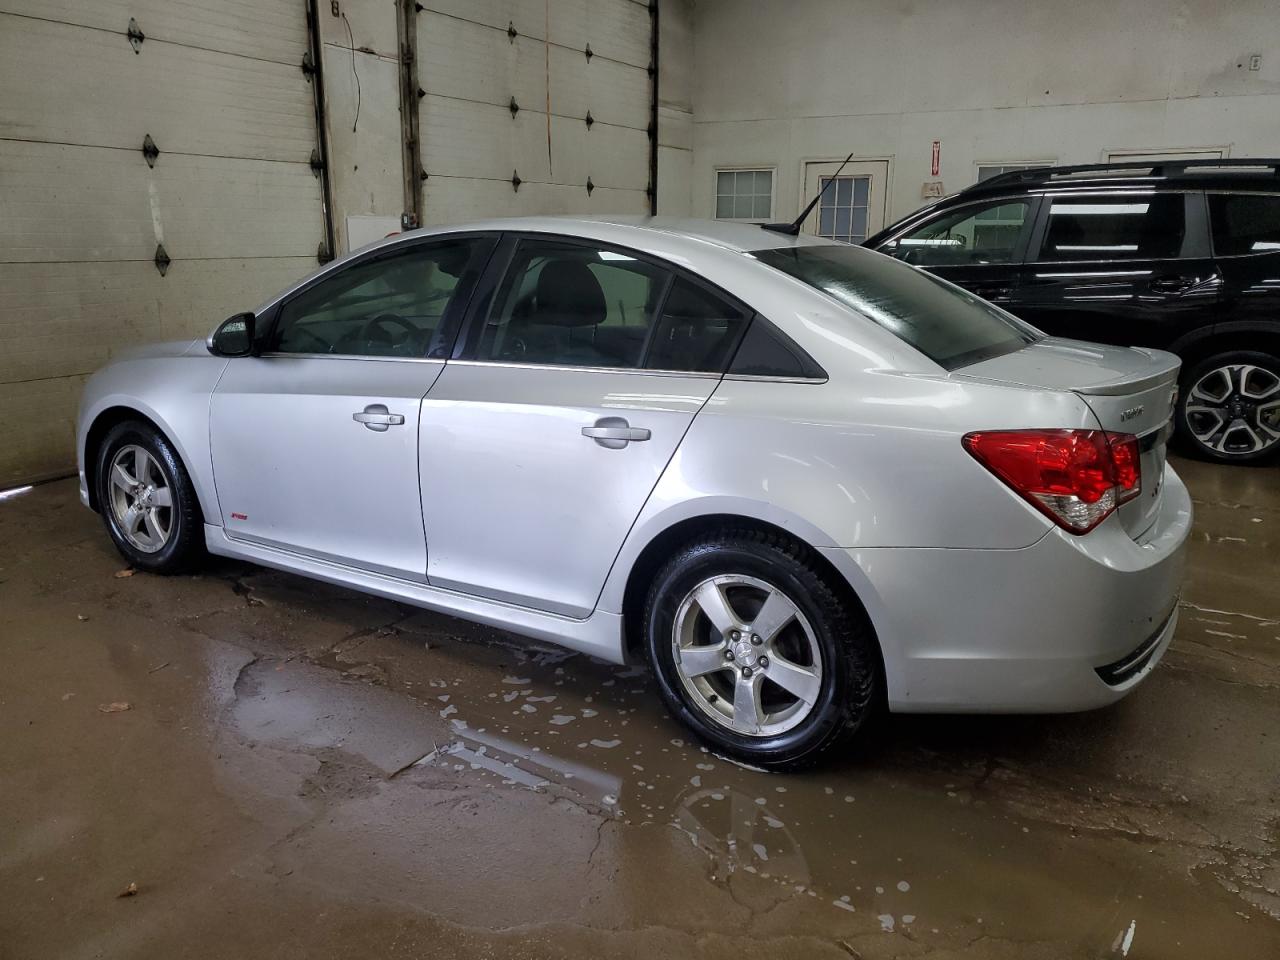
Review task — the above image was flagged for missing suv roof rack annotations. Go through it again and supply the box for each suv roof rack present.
[969,158,1280,192]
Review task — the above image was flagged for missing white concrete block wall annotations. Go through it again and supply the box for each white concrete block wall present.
[681,0,1280,224]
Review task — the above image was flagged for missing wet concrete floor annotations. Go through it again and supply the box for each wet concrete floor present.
[1,457,1277,958]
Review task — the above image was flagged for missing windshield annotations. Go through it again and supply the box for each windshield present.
[752,244,1039,369]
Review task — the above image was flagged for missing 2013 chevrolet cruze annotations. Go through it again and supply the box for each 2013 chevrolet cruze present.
[77,217,1192,768]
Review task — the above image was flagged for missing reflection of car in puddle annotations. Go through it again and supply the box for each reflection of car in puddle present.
[672,785,810,887]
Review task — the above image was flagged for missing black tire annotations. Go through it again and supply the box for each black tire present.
[643,528,881,771]
[1175,350,1280,465]
[95,420,206,574]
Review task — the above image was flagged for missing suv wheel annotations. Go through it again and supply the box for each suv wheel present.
[1177,351,1280,464]
[643,528,880,770]
[96,420,206,573]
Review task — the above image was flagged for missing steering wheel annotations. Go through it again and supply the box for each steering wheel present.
[353,313,419,350]
[285,326,332,353]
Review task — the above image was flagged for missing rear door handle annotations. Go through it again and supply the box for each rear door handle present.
[1149,275,1197,294]
[582,417,650,449]
[353,403,405,432]
[969,285,1013,302]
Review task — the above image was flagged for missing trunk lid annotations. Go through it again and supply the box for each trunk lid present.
[955,337,1180,539]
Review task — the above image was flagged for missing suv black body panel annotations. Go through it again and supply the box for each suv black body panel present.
[865,160,1280,464]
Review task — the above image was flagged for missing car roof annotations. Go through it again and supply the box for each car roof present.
[392,215,831,256]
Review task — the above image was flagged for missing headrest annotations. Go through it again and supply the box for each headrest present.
[532,259,607,327]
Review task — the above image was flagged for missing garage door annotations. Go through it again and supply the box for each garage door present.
[0,0,329,486]
[416,0,654,224]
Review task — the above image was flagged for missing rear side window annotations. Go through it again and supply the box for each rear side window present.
[728,319,825,379]
[647,278,750,373]
[1038,194,1185,261]
[753,244,1038,370]
[1209,194,1280,256]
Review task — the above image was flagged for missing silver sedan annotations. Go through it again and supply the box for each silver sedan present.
[77,217,1192,768]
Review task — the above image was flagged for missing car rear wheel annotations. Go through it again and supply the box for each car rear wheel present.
[1177,350,1280,464]
[643,528,880,770]
[96,420,205,574]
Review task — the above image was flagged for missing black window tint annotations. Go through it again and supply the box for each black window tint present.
[271,239,485,357]
[886,200,1031,267]
[1209,194,1280,256]
[753,244,1038,370]
[1039,194,1185,261]
[647,278,751,373]
[728,319,825,379]
[475,240,668,368]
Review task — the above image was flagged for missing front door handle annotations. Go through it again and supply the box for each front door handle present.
[353,403,405,432]
[582,417,650,449]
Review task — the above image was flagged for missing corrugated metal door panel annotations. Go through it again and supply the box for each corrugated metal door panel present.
[416,0,652,225]
[0,18,315,162]
[0,259,315,385]
[0,4,324,484]
[0,143,325,262]
[547,44,649,128]
[0,0,307,65]
[424,0,650,67]
[0,377,86,486]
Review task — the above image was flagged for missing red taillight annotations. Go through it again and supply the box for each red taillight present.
[962,429,1142,534]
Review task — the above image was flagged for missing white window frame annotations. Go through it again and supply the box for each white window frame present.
[713,166,777,223]
[974,160,1056,184]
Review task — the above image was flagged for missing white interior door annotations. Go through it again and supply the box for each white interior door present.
[801,160,890,244]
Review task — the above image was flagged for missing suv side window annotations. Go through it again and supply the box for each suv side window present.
[1208,194,1280,256]
[475,239,669,369]
[271,238,487,357]
[883,199,1033,267]
[1037,194,1185,261]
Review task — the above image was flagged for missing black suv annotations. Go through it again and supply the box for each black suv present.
[865,159,1280,464]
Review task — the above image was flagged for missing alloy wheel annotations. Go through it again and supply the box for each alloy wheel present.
[1184,363,1280,457]
[107,445,173,553]
[671,575,823,738]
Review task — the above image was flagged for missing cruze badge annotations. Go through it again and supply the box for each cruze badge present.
[1120,405,1144,422]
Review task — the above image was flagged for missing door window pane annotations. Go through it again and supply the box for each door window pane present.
[816,175,872,244]
[475,240,668,369]
[887,200,1031,266]
[647,278,750,373]
[1208,194,1280,256]
[1040,195,1185,261]
[715,169,773,221]
[271,239,485,357]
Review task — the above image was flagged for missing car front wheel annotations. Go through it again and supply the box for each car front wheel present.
[644,528,880,770]
[96,420,205,574]
[1177,350,1280,464]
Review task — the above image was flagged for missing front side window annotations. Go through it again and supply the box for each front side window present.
[716,169,773,221]
[270,238,487,357]
[1208,193,1280,256]
[884,200,1032,267]
[474,240,669,369]
[1038,194,1185,261]
[753,243,1038,370]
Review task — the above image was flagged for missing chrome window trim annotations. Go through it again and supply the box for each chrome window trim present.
[722,373,828,384]
[257,352,446,365]
[445,358,723,379]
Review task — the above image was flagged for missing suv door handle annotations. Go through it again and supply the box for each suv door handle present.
[582,417,650,448]
[970,285,1013,302]
[353,404,405,432]
[1149,275,1197,294]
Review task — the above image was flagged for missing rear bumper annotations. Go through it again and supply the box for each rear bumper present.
[825,463,1193,713]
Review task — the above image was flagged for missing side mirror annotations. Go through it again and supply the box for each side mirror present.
[208,312,256,357]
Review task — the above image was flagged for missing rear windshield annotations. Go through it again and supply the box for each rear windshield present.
[752,244,1039,369]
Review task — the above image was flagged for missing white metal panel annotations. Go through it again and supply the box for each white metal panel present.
[0,17,316,162]
[1,142,325,263]
[0,0,308,64]
[417,0,653,225]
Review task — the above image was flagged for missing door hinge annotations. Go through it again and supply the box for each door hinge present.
[509,96,520,118]
[126,18,145,54]
[154,243,170,277]
[309,147,324,177]
[584,111,594,129]
[511,170,522,192]
[301,50,317,80]
[586,176,595,196]
[317,241,333,264]
[142,134,159,168]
